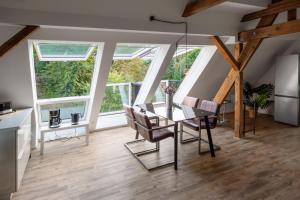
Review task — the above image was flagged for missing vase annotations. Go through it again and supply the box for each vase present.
[166,93,173,111]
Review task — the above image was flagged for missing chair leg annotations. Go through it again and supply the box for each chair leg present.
[198,129,201,155]
[156,141,160,151]
[125,139,173,171]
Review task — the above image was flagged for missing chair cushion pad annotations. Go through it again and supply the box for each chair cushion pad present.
[183,118,215,130]
[152,128,174,142]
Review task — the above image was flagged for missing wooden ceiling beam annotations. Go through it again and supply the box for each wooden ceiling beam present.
[241,0,300,22]
[182,0,225,17]
[238,19,300,42]
[211,35,240,71]
[0,25,38,57]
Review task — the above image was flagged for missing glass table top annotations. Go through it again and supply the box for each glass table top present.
[139,103,214,122]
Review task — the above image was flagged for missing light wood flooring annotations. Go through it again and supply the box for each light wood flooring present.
[12,114,300,200]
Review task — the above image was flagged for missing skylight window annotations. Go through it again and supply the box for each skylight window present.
[34,42,96,61]
[113,44,157,60]
[174,46,199,57]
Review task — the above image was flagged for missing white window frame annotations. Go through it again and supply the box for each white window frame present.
[36,96,90,126]
[33,40,97,61]
[29,39,103,128]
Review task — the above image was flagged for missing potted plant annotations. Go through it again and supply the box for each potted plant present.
[243,82,274,118]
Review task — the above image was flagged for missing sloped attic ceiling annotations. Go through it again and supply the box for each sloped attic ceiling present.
[0,0,270,36]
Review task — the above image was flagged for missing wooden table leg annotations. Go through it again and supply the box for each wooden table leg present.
[174,122,178,170]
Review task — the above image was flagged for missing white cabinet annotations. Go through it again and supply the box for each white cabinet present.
[0,109,32,199]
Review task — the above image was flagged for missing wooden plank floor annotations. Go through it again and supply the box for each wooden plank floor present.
[12,114,300,200]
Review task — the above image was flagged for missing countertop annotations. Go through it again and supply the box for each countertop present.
[0,108,33,131]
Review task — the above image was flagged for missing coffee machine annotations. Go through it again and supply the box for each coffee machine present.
[49,109,61,128]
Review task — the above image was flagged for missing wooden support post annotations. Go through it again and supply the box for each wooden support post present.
[234,42,244,137]
[214,69,238,104]
[214,14,278,138]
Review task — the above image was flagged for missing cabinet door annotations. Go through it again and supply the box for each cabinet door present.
[17,115,31,190]
[0,130,16,195]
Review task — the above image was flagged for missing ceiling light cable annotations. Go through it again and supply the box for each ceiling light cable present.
[149,16,188,81]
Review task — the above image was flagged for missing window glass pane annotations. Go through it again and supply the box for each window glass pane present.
[40,101,86,123]
[100,43,157,113]
[33,44,97,99]
[100,84,129,113]
[114,46,142,55]
[152,46,201,103]
[37,43,94,60]
[113,44,157,60]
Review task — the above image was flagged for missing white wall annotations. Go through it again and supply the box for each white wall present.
[0,27,34,108]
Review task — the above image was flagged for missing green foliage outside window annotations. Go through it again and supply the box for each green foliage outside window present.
[34,46,201,114]
[100,48,201,113]
[34,49,95,99]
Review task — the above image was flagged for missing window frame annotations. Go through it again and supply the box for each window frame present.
[33,40,97,61]
[29,40,103,127]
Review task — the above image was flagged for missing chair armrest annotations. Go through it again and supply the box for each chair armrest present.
[152,124,175,131]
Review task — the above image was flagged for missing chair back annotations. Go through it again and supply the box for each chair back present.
[199,100,220,128]
[133,111,153,141]
[124,105,137,130]
[182,96,199,108]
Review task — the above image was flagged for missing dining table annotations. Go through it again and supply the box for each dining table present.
[139,103,216,170]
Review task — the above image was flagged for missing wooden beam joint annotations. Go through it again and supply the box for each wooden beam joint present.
[211,36,240,71]
[239,19,300,42]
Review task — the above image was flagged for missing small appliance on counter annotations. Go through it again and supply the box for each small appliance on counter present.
[0,101,14,115]
[49,109,61,128]
[71,113,81,125]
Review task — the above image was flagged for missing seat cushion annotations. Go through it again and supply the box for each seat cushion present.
[183,118,216,130]
[152,128,174,142]
[182,119,200,131]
